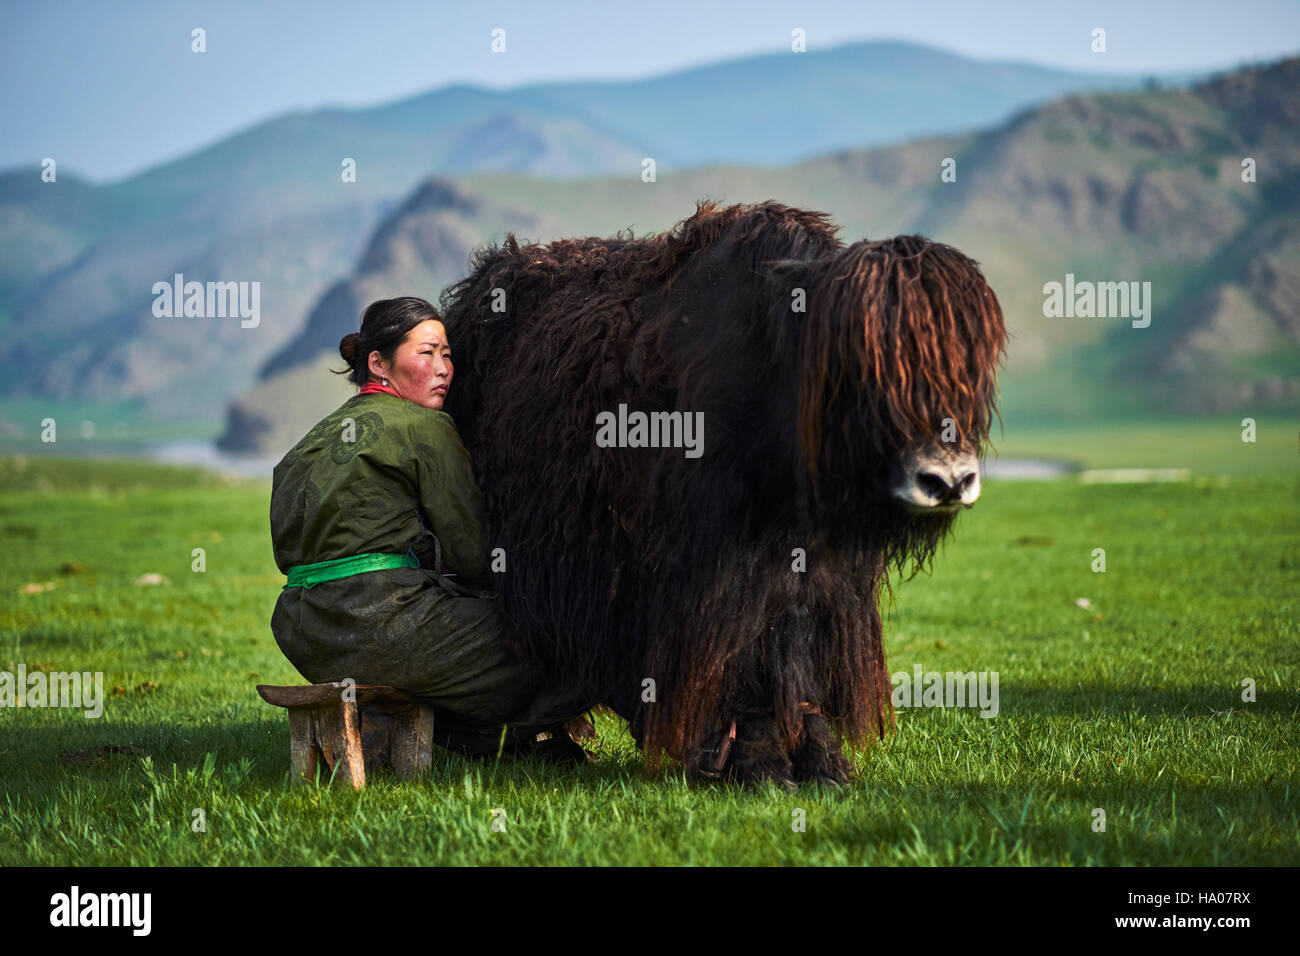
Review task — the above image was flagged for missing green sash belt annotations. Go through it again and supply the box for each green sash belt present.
[283,551,419,589]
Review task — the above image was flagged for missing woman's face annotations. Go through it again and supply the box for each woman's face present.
[369,319,454,410]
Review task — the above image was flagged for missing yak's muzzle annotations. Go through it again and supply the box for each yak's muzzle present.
[891,441,981,514]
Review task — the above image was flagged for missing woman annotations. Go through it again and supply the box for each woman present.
[269,296,589,761]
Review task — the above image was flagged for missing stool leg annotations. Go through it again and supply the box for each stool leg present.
[359,707,394,773]
[391,705,435,780]
[287,709,321,784]
[313,701,366,790]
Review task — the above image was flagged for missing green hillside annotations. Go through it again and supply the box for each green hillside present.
[0,40,1162,430]
[214,57,1300,457]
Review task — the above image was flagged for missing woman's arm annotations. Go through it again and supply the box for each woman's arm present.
[411,412,491,586]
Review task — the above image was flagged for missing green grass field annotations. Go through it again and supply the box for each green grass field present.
[0,446,1296,866]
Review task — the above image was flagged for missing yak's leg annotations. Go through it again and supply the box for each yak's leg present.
[791,710,853,786]
[720,711,797,790]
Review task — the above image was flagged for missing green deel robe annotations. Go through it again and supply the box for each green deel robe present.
[269,391,582,747]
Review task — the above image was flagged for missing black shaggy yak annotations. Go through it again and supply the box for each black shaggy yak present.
[439,200,1006,786]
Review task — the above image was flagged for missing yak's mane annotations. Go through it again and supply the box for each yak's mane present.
[799,235,1007,478]
[439,199,1006,768]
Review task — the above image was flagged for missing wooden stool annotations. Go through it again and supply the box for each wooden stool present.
[256,683,435,790]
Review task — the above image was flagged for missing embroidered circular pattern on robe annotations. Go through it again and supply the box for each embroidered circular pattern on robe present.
[330,412,384,464]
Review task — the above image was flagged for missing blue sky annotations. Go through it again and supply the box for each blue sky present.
[3,0,1298,182]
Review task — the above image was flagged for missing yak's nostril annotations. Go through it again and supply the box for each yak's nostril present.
[955,470,978,495]
[917,472,953,501]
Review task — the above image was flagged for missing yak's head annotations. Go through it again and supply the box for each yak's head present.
[767,235,1007,558]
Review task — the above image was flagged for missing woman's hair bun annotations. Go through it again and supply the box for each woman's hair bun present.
[333,297,437,387]
[338,332,360,366]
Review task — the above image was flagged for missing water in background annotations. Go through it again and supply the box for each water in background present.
[148,440,280,479]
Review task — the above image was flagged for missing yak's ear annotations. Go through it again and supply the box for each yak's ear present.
[762,258,808,284]
[762,259,810,326]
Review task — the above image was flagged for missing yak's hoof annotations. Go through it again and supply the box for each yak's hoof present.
[793,749,852,787]
[701,734,795,789]
[727,729,797,790]
[792,713,854,787]
[690,712,846,790]
[741,768,798,792]
[793,762,846,788]
[711,758,795,791]
[688,755,796,789]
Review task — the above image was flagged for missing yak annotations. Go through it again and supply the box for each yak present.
[439,199,1006,787]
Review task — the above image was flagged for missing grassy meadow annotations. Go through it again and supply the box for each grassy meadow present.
[0,422,1296,865]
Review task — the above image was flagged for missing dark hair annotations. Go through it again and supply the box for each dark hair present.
[336,296,441,387]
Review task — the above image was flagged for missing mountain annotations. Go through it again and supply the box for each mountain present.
[400,40,1158,169]
[0,40,1164,431]
[216,178,570,453]
[217,56,1300,454]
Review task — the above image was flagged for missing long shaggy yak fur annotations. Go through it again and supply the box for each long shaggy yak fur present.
[439,199,1006,785]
